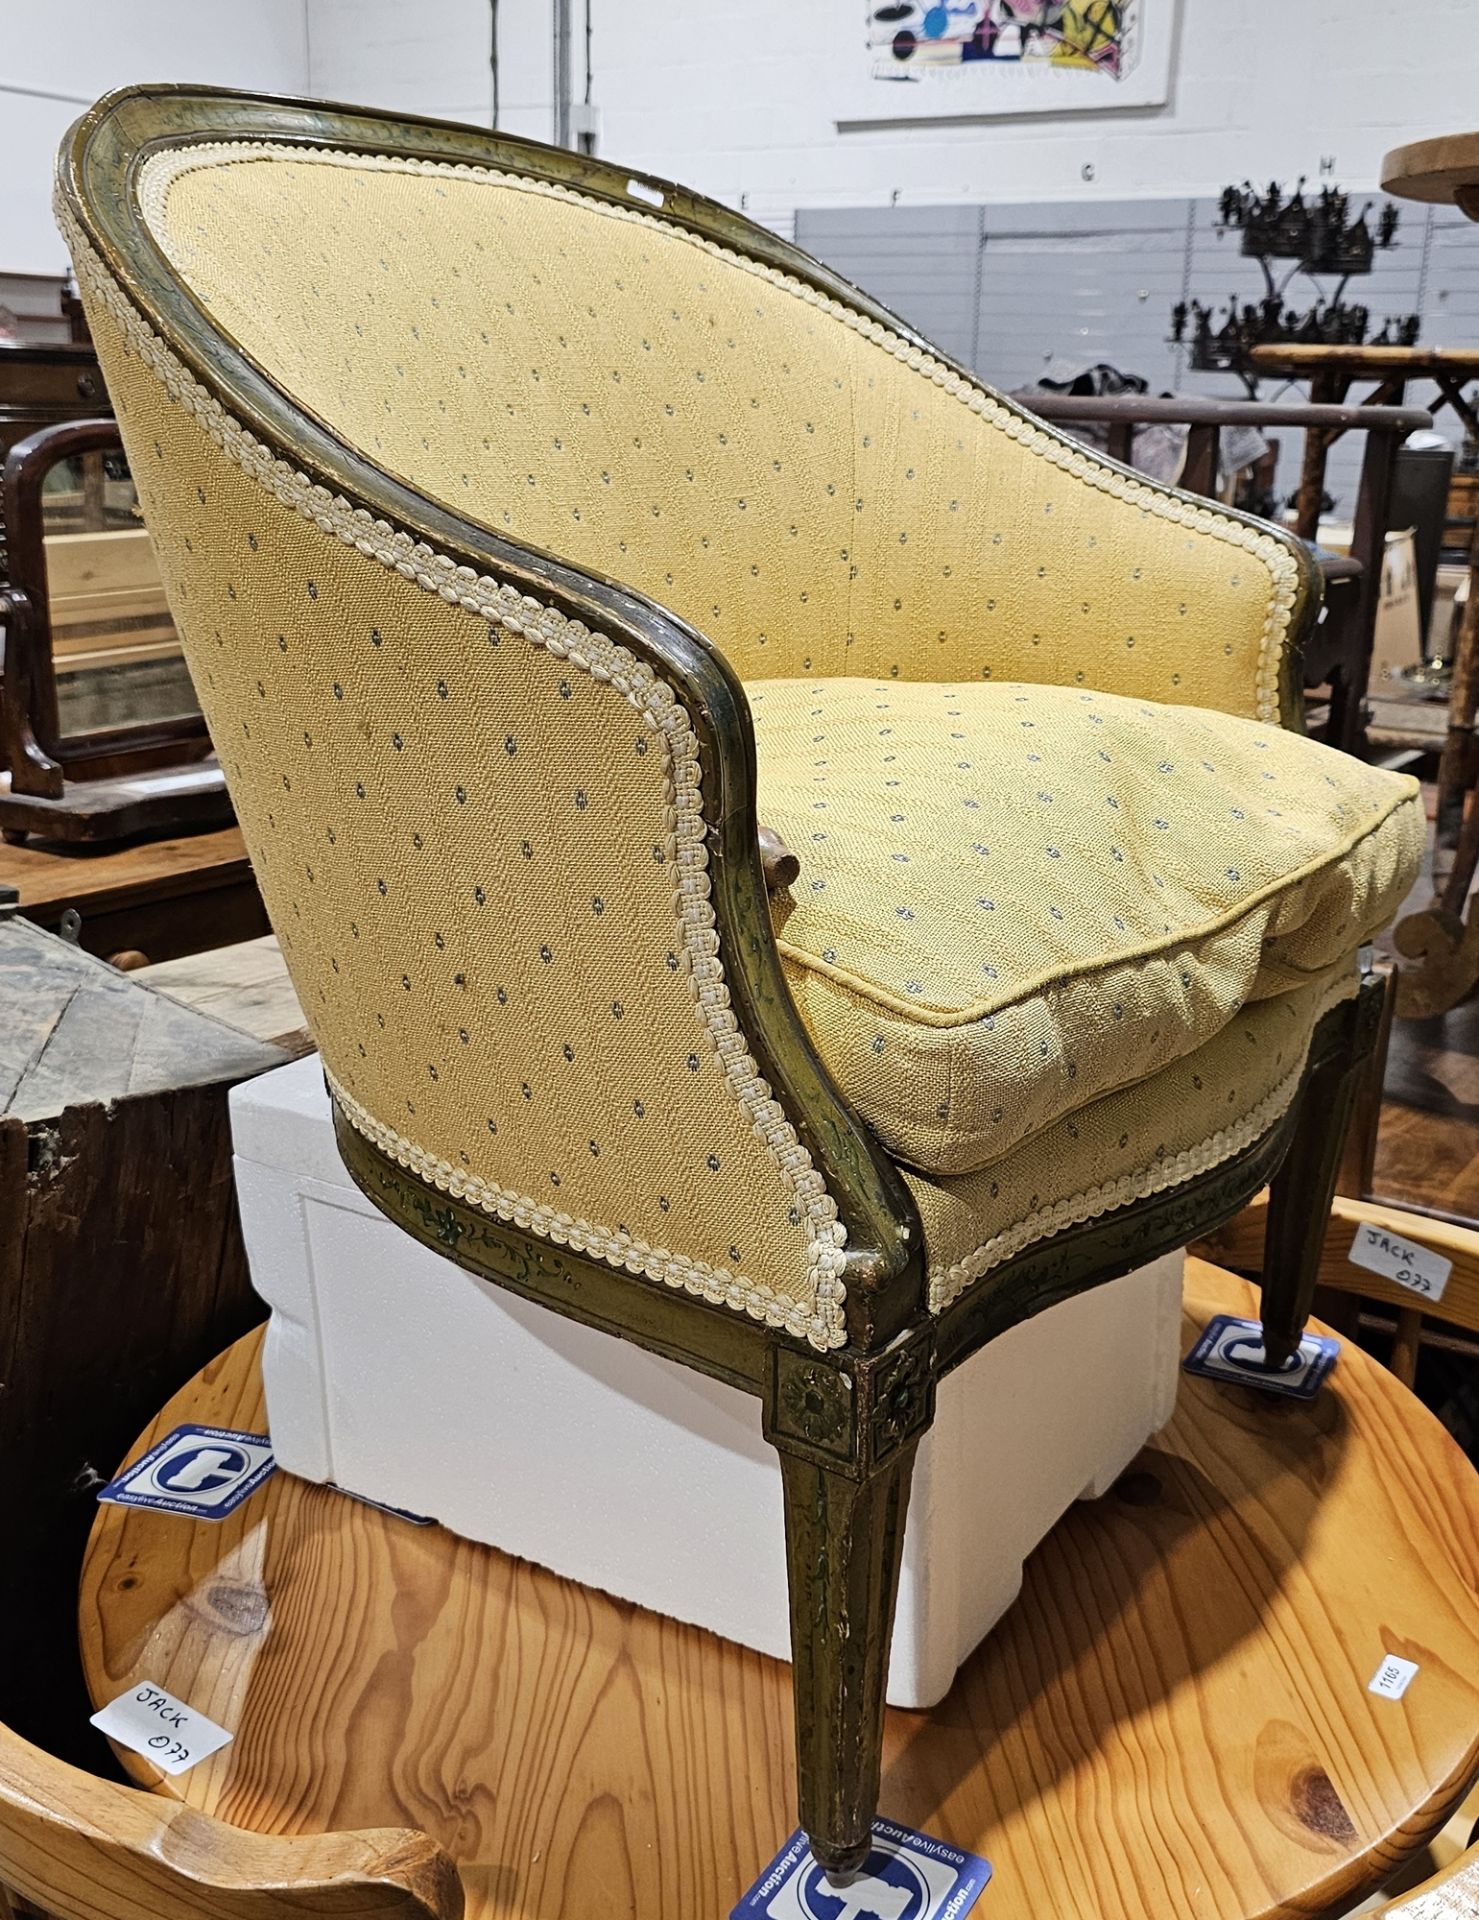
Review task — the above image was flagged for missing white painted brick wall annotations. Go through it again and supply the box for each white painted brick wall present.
[305,0,1479,227]
[1,1,310,274]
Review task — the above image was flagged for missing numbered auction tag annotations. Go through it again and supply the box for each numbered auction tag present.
[1347,1222,1452,1305]
[1369,1655,1420,1701]
[731,1818,992,1920]
[98,1424,276,1521]
[90,1681,233,1775]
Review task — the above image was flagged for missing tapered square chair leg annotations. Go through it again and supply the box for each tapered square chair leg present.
[1260,976,1385,1372]
[777,1444,918,1877]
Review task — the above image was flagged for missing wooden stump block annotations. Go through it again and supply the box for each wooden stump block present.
[0,910,284,1764]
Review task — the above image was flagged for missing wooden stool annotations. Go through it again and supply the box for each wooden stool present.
[81,1261,1479,1920]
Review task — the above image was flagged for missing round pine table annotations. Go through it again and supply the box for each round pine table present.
[80,1260,1479,1920]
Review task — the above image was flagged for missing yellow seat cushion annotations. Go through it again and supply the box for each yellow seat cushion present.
[909,962,1357,1312]
[751,678,1423,1177]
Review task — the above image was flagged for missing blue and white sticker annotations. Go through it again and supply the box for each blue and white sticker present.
[1183,1313,1339,1400]
[732,1819,991,1920]
[98,1423,276,1520]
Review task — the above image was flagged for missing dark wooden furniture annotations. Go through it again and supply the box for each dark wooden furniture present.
[1352,141,1479,1019]
[60,86,1404,1875]
[81,1261,1479,1920]
[0,907,282,1764]
[1017,390,1430,757]
[1250,339,1479,1015]
[0,417,230,843]
[1248,345,1479,540]
[0,824,266,966]
[0,342,110,483]
[0,914,457,1919]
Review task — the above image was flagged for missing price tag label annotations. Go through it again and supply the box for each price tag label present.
[90,1681,233,1775]
[1369,1655,1419,1701]
[1347,1222,1452,1304]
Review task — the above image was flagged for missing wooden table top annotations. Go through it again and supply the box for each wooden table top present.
[1249,344,1479,377]
[80,1261,1479,1920]
[1382,132,1479,209]
[0,822,251,915]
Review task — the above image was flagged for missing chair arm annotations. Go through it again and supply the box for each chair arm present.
[997,392,1430,729]
[0,1721,463,1919]
[1366,1835,1479,1916]
[69,233,922,1357]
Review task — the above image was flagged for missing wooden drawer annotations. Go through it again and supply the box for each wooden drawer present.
[0,345,111,450]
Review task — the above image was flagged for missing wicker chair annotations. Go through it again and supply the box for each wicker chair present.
[59,86,1425,1874]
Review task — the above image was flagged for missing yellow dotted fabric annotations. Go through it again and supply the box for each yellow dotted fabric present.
[144,146,1298,720]
[77,275,837,1346]
[909,964,1356,1312]
[752,679,1422,1176]
[60,138,1425,1345]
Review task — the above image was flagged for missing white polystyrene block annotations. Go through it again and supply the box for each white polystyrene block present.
[230,1054,1184,1709]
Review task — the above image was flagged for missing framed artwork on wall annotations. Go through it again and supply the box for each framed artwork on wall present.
[837,0,1178,125]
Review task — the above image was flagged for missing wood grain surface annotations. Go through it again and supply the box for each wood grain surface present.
[1381,132,1479,209]
[0,916,281,1770]
[139,935,313,1055]
[1249,346,1479,376]
[0,825,250,914]
[0,1722,461,1920]
[79,1261,1479,1920]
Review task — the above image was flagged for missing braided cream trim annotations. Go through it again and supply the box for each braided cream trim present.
[927,969,1360,1314]
[136,139,1300,724]
[327,1073,839,1330]
[59,203,848,1352]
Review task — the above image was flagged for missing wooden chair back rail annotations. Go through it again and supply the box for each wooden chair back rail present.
[1018,393,1429,433]
[0,417,209,796]
[0,1724,463,1920]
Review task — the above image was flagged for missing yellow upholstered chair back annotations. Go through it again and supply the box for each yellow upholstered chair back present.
[131,138,1305,716]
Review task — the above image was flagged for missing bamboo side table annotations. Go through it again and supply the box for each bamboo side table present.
[81,1261,1479,1920]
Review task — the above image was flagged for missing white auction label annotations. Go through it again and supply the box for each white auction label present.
[90,1681,233,1775]
[1347,1221,1452,1304]
[1368,1655,1420,1701]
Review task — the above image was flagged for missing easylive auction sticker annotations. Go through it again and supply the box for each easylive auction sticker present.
[732,1818,991,1919]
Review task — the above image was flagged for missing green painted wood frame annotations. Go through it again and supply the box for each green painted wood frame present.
[60,84,1348,1880]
